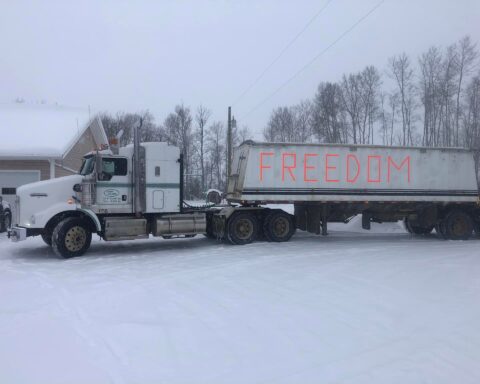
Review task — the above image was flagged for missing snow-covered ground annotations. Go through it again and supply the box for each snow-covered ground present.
[1,221,480,384]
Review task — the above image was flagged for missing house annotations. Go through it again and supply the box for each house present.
[0,102,108,205]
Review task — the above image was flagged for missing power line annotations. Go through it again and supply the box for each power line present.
[232,0,335,107]
[239,0,386,121]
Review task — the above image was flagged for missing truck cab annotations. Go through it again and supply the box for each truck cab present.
[9,136,206,258]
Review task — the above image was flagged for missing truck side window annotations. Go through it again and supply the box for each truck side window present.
[155,166,161,177]
[101,158,128,178]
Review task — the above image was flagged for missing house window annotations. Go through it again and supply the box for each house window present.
[155,166,161,177]
[2,188,16,195]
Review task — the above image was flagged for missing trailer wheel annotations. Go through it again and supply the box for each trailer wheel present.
[227,212,258,245]
[52,217,92,258]
[404,218,434,235]
[444,210,473,240]
[264,211,295,242]
[41,232,53,246]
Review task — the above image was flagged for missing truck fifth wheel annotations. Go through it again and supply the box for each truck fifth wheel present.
[8,136,480,257]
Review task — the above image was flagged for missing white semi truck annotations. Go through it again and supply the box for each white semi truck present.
[8,132,480,257]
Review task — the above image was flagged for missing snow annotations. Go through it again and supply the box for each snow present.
[0,102,92,157]
[1,225,480,383]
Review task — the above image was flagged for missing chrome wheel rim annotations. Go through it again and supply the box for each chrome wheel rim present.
[65,226,87,252]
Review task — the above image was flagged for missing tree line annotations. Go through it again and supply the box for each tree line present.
[100,106,252,199]
[264,36,480,171]
[101,36,480,198]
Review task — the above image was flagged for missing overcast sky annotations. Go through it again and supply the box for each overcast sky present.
[1,0,479,139]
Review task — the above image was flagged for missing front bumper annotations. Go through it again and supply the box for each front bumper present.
[8,226,27,242]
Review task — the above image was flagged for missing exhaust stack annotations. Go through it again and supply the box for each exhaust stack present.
[133,119,146,216]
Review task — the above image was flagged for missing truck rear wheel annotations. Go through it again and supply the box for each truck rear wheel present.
[52,217,92,258]
[264,211,295,242]
[444,210,473,240]
[227,212,258,245]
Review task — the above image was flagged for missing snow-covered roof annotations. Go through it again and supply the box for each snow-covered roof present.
[0,102,98,159]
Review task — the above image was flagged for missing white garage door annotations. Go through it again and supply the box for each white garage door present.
[0,171,40,189]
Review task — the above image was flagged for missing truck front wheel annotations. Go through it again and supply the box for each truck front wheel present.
[52,217,92,258]
[227,212,258,245]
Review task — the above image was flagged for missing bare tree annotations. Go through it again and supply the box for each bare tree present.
[263,106,296,142]
[419,46,443,146]
[454,36,478,145]
[100,111,163,146]
[237,125,253,143]
[340,73,363,144]
[313,82,346,143]
[359,66,381,144]
[389,53,416,146]
[463,74,480,174]
[164,104,194,197]
[292,100,314,143]
[206,121,225,190]
[195,105,211,192]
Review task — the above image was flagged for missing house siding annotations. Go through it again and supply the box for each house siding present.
[55,165,75,177]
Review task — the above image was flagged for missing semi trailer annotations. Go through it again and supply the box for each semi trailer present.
[8,131,480,258]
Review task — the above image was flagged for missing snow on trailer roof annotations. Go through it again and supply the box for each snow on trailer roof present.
[239,140,472,152]
[0,102,93,158]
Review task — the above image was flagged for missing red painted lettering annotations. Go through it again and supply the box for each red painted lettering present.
[259,152,274,181]
[303,153,318,182]
[346,154,360,183]
[367,155,382,183]
[387,156,410,183]
[282,153,297,181]
[325,153,339,182]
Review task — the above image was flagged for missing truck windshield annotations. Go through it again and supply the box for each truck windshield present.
[79,156,95,175]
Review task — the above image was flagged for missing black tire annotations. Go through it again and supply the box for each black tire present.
[444,210,473,240]
[52,217,92,258]
[1,211,11,232]
[264,211,296,242]
[41,232,53,246]
[404,217,434,235]
[5,212,11,230]
[227,212,258,245]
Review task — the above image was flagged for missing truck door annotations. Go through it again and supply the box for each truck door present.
[96,156,132,213]
[148,158,181,213]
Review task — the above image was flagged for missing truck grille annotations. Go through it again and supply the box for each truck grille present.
[81,182,96,206]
